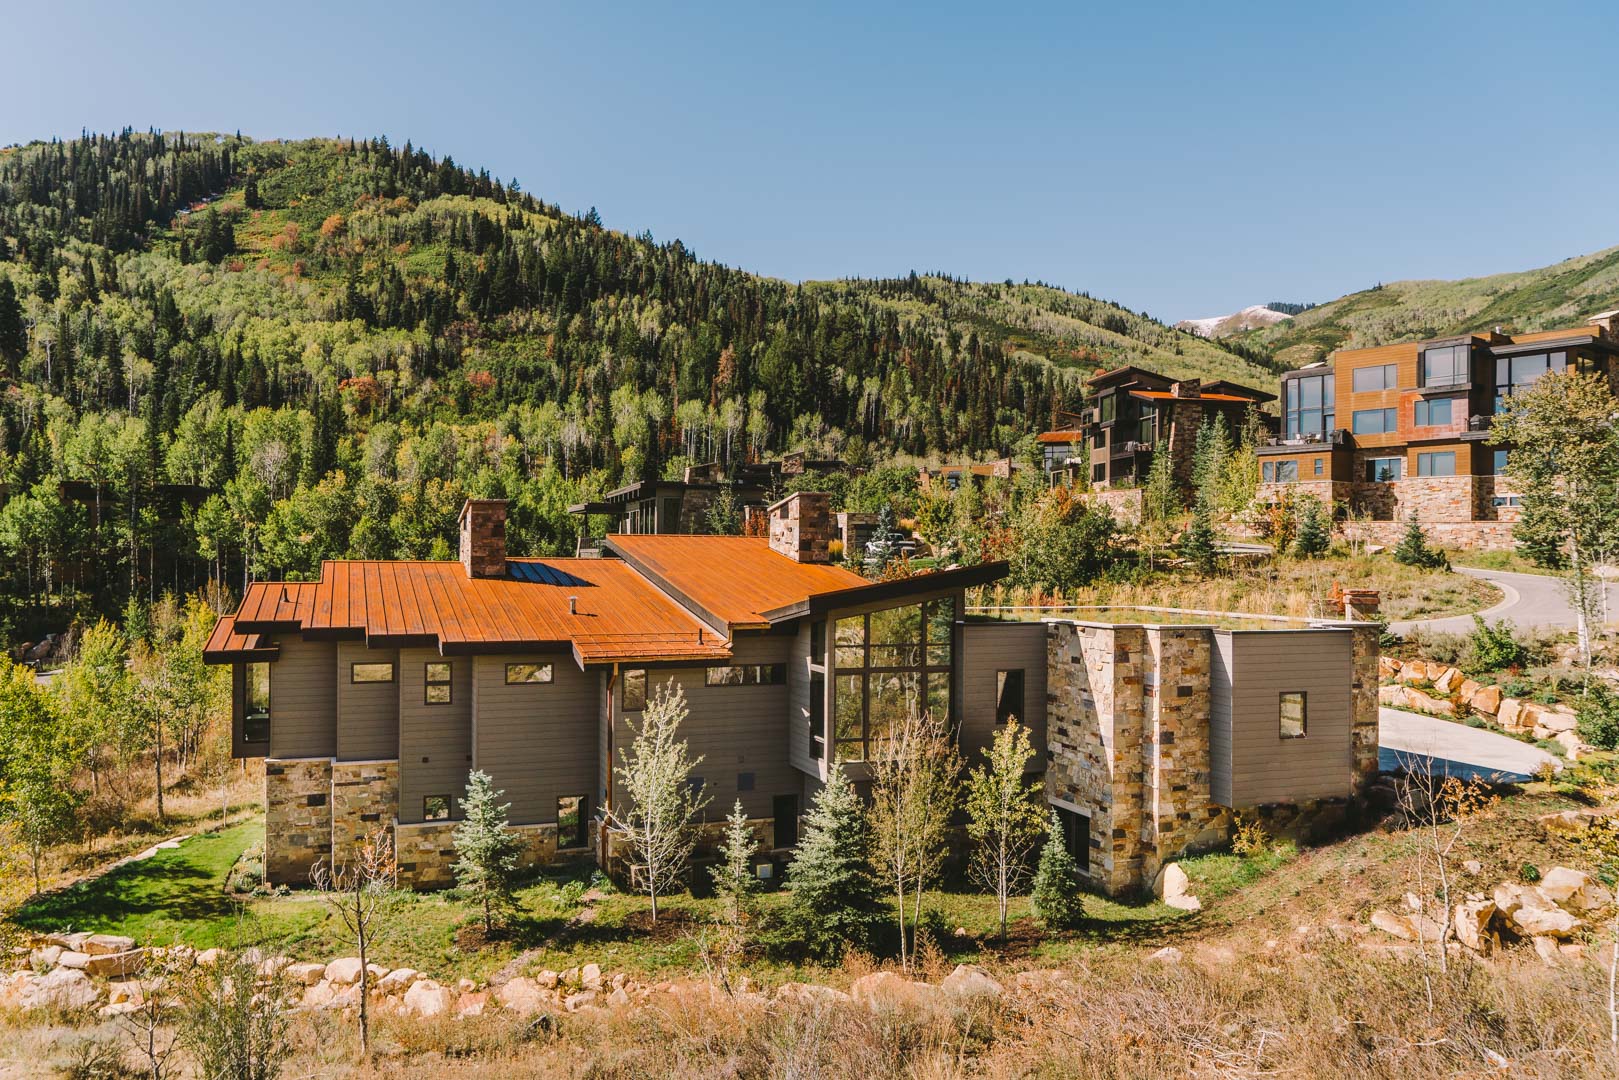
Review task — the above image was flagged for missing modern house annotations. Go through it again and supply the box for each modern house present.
[206,493,1380,895]
[1255,311,1619,547]
[1040,369,1274,490]
[917,458,1024,493]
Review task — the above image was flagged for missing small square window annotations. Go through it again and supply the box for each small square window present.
[424,795,451,820]
[425,662,452,705]
[623,669,647,711]
[1313,457,1323,476]
[737,771,755,792]
[351,662,395,683]
[1280,691,1307,739]
[687,776,705,800]
[505,662,553,685]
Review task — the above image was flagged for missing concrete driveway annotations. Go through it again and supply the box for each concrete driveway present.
[1379,707,1560,782]
[1388,566,1619,637]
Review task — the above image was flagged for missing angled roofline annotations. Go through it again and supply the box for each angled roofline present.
[758,561,1010,623]
[1087,365,1174,390]
[599,535,744,635]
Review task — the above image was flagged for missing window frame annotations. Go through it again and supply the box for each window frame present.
[350,661,396,684]
[1282,372,1335,438]
[504,662,554,685]
[1413,397,1454,428]
[1351,406,1397,435]
[423,794,453,821]
[831,596,956,763]
[243,661,271,744]
[557,794,589,850]
[1279,691,1308,739]
[1351,363,1398,393]
[995,669,1025,726]
[1364,456,1403,482]
[1416,451,1457,477]
[1420,344,1470,388]
[424,661,453,705]
[704,663,787,687]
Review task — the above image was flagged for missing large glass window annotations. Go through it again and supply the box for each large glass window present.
[1261,460,1299,483]
[1413,397,1453,427]
[1351,407,1397,434]
[1364,456,1403,482]
[1416,451,1456,477]
[1494,351,1567,410]
[425,662,452,705]
[1097,393,1116,423]
[1421,344,1470,388]
[244,662,270,744]
[1283,373,1335,438]
[1136,405,1157,445]
[1352,363,1398,392]
[832,596,955,763]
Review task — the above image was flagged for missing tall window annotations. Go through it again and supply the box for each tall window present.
[1351,407,1397,434]
[622,669,647,711]
[1283,373,1335,438]
[557,795,589,849]
[995,670,1025,726]
[425,662,452,704]
[1416,451,1456,477]
[1054,805,1090,872]
[1421,344,1470,387]
[1413,397,1453,427]
[1279,691,1307,739]
[244,662,270,744]
[1364,456,1403,482]
[1097,393,1116,423]
[1494,351,1567,410]
[1351,363,1398,392]
[833,596,955,763]
[1136,405,1157,445]
[1492,449,1509,474]
[809,671,826,760]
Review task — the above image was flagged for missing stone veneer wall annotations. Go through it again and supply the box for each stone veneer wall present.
[1141,627,1229,884]
[1078,488,1144,526]
[600,815,781,885]
[1257,480,1348,510]
[331,760,399,863]
[1348,624,1380,793]
[265,758,333,885]
[1341,519,1516,550]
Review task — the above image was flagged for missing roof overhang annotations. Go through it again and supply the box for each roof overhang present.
[760,561,1010,623]
[1490,333,1616,357]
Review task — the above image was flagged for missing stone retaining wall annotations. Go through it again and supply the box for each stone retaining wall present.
[1079,488,1144,526]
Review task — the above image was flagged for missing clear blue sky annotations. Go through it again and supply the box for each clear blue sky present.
[4,0,1616,321]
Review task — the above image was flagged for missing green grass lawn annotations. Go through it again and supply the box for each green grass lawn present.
[15,821,1207,982]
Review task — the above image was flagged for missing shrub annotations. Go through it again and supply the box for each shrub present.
[1577,684,1619,751]
[1520,863,1542,883]
[1464,616,1526,674]
[1292,497,1330,558]
[1031,811,1085,929]
[1393,516,1449,570]
[1230,812,1271,856]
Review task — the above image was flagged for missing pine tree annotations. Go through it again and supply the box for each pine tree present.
[863,505,907,576]
[1031,810,1085,930]
[1179,496,1219,573]
[243,174,262,210]
[0,276,25,367]
[782,764,880,960]
[1293,496,1330,558]
[710,798,760,926]
[453,770,523,934]
[1393,515,1448,570]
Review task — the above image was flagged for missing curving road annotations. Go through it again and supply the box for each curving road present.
[1379,707,1561,782]
[1387,566,1619,637]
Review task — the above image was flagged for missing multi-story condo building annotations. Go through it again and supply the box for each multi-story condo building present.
[1039,368,1273,490]
[1255,311,1619,546]
[206,493,1379,896]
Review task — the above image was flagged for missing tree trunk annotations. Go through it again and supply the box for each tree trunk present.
[154,719,165,823]
[357,895,370,1059]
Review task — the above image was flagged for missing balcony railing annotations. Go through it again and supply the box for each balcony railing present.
[1421,372,1469,389]
[1262,428,1348,448]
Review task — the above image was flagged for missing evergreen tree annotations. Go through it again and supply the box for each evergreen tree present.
[0,276,24,367]
[452,770,522,934]
[1179,496,1219,573]
[1292,496,1330,557]
[710,798,760,926]
[1392,515,1448,570]
[1030,810,1085,930]
[243,174,262,210]
[862,505,907,576]
[781,764,880,960]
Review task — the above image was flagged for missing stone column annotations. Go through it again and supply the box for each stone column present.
[1142,627,1227,884]
[265,758,333,885]
[1347,623,1381,793]
[331,760,399,868]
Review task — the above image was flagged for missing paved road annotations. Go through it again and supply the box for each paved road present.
[1388,566,1619,637]
[1379,707,1560,782]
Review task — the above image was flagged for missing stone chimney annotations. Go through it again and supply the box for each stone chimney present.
[1342,588,1381,621]
[767,491,834,563]
[1588,309,1619,343]
[458,498,508,578]
[1170,378,1201,398]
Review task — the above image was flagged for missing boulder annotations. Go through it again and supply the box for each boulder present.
[455,990,489,1017]
[1526,704,1577,734]
[537,969,560,989]
[1432,667,1462,695]
[1370,908,1443,942]
[1452,899,1496,953]
[1403,689,1457,718]
[1378,656,1402,680]
[564,990,599,1012]
[1492,882,1547,919]
[1539,867,1613,912]
[1457,678,1482,704]
[1147,946,1182,963]
[1153,862,1190,902]
[324,957,364,985]
[45,932,89,952]
[607,986,632,1007]
[21,967,101,1011]
[1497,698,1525,731]
[195,948,222,967]
[56,951,91,971]
[580,962,604,991]
[1511,904,1582,939]
[774,981,852,1006]
[285,962,327,987]
[1554,731,1585,760]
[82,933,137,956]
[1379,685,1409,708]
[301,981,339,1010]
[850,971,938,1007]
[1165,894,1203,912]
[376,967,420,994]
[1468,684,1502,716]
[1532,936,1561,965]
[29,945,62,969]
[402,979,454,1018]
[494,976,550,1016]
[84,949,145,978]
[940,964,1002,998]
[1396,665,1430,687]
[106,980,143,1006]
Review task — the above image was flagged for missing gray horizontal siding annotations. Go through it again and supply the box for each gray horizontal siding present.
[336,642,399,761]
[398,648,473,824]
[959,621,1048,767]
[1227,631,1354,806]
[268,635,336,759]
[472,654,598,829]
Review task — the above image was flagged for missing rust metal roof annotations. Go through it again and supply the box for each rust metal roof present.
[1036,429,1086,444]
[603,534,869,632]
[227,559,731,665]
[202,614,279,662]
[1128,390,1259,403]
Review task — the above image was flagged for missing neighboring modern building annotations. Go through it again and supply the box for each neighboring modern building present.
[1039,368,1274,490]
[206,493,1380,895]
[917,457,1023,493]
[1255,311,1619,547]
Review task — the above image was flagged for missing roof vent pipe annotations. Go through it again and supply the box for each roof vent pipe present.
[568,596,578,615]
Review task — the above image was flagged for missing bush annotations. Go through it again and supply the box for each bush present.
[1577,684,1619,751]
[1031,811,1085,929]
[1393,516,1449,570]
[1466,616,1525,673]
[1292,497,1330,558]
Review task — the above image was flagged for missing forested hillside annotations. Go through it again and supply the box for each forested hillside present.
[0,130,1270,633]
[1244,245,1619,368]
